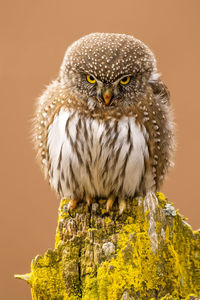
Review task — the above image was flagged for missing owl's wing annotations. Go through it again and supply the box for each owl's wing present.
[137,79,174,195]
[32,80,73,178]
[150,79,174,191]
[149,79,170,104]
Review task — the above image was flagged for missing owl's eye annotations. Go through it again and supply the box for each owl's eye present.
[120,76,131,85]
[86,74,96,84]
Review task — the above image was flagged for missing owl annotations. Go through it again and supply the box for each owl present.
[33,33,174,214]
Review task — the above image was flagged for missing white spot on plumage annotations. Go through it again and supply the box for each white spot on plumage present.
[60,33,157,83]
[32,32,175,212]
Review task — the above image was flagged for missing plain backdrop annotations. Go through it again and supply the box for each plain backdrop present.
[1,1,200,299]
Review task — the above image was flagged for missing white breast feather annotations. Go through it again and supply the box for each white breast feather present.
[47,107,150,199]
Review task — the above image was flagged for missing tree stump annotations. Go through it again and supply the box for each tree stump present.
[15,193,200,299]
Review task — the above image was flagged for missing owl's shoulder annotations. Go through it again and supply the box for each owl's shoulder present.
[33,80,79,170]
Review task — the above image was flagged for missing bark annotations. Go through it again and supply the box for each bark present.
[15,193,200,299]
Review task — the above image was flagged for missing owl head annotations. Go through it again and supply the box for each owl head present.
[59,33,158,107]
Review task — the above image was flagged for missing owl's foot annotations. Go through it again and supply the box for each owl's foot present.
[106,197,115,212]
[106,197,126,214]
[86,195,93,207]
[118,198,126,215]
[67,199,78,217]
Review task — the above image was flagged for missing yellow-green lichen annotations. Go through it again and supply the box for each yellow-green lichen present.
[82,194,200,299]
[55,199,69,248]
[95,222,160,299]
[16,193,200,299]
[156,192,167,203]
[82,275,98,300]
[30,246,70,300]
[104,217,112,224]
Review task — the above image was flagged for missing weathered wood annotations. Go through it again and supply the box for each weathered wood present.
[15,193,200,299]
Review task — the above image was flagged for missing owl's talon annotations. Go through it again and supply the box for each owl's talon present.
[106,197,115,212]
[68,209,75,218]
[86,195,93,207]
[33,34,174,225]
[118,198,126,215]
[67,199,78,217]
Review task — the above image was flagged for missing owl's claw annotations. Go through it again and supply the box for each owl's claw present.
[118,198,126,215]
[67,199,78,217]
[106,197,126,215]
[86,195,93,207]
[106,197,115,212]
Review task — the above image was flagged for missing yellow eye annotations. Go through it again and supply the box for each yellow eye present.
[86,74,96,84]
[120,76,131,85]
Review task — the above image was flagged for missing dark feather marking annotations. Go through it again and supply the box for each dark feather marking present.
[85,161,97,194]
[104,119,110,131]
[68,135,75,150]
[83,118,88,142]
[102,156,110,178]
[112,175,119,188]
[137,158,147,196]
[117,143,133,194]
[68,130,83,166]
[89,119,93,147]
[61,170,65,181]
[57,144,63,170]
[94,144,103,165]
[79,137,85,153]
[99,131,104,145]
[120,143,133,179]
[66,177,70,189]
[69,161,79,190]
[109,124,119,149]
[85,161,92,182]
[65,112,76,137]
[73,132,84,165]
[114,119,118,132]
[87,145,92,163]
[76,149,84,165]
[47,145,51,172]
[127,122,131,143]
[104,131,113,149]
[105,123,112,138]
[103,177,107,189]
[77,118,82,130]
[57,180,63,197]
[76,120,80,141]
[112,144,123,168]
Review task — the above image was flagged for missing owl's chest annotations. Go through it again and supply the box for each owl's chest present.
[47,107,149,197]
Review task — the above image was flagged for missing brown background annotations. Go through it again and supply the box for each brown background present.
[1,0,200,299]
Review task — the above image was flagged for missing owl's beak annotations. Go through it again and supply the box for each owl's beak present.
[102,87,113,106]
